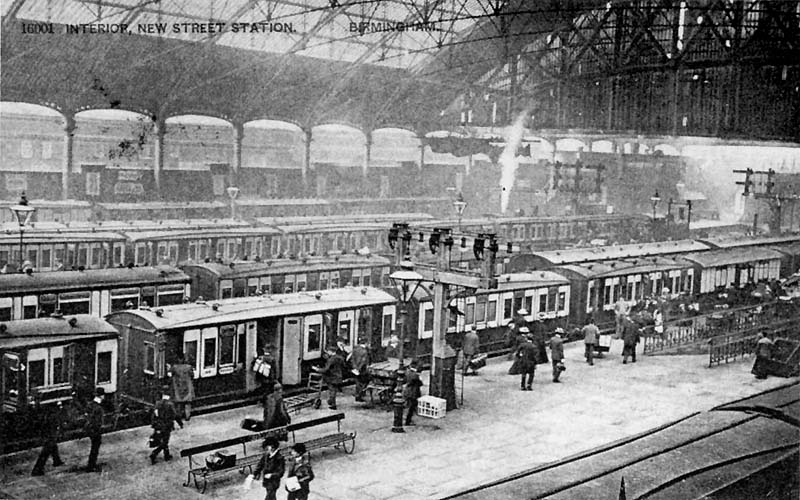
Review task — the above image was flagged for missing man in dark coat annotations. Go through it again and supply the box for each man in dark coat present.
[150,387,183,464]
[461,326,480,375]
[549,328,565,383]
[347,341,371,402]
[403,362,423,425]
[252,436,286,500]
[621,316,640,364]
[31,401,65,476]
[530,316,549,366]
[286,443,314,500]
[515,334,538,391]
[313,347,345,410]
[84,387,105,472]
[752,332,775,379]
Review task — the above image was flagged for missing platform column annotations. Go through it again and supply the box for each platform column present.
[153,118,165,198]
[62,114,75,200]
[303,128,312,191]
[363,130,372,178]
[232,122,243,186]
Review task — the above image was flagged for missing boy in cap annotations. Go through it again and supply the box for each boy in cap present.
[461,325,480,375]
[84,387,105,472]
[514,331,538,391]
[150,385,183,464]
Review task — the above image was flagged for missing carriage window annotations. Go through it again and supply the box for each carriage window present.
[423,306,434,332]
[132,243,145,265]
[111,288,140,312]
[227,240,236,260]
[28,359,46,389]
[487,298,497,323]
[351,269,361,287]
[51,347,69,385]
[548,288,558,312]
[382,307,395,344]
[307,323,321,353]
[338,320,351,344]
[524,296,533,316]
[184,340,198,367]
[296,274,307,292]
[96,351,112,384]
[23,303,37,320]
[203,337,217,370]
[382,267,390,287]
[330,271,339,288]
[77,246,88,267]
[221,280,233,299]
[237,324,247,365]
[156,285,183,306]
[59,291,91,315]
[538,292,547,313]
[503,297,513,321]
[466,302,475,324]
[558,292,566,312]
[476,296,487,323]
[144,342,155,374]
[90,244,102,267]
[39,294,58,317]
[216,241,225,259]
[259,276,271,294]
[361,269,371,287]
[27,248,38,269]
[284,275,295,293]
[319,272,329,290]
[247,278,259,296]
[188,241,198,261]
[219,326,236,367]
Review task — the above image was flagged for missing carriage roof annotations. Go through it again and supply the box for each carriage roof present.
[0,230,127,244]
[108,287,396,330]
[0,314,118,350]
[180,255,391,278]
[0,266,189,295]
[680,247,786,268]
[698,234,800,249]
[122,226,282,241]
[555,257,689,279]
[529,239,710,266]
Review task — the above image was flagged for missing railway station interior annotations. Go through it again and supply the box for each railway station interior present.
[1,1,799,499]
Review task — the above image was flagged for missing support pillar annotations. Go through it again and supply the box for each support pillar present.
[466,154,472,177]
[606,77,615,130]
[153,118,165,199]
[429,282,457,411]
[429,239,457,411]
[303,128,312,191]
[418,140,425,171]
[62,114,75,200]
[363,131,371,178]
[232,122,243,186]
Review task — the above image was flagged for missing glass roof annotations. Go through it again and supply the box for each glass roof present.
[7,0,492,70]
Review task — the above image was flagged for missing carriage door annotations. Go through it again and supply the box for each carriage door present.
[337,310,355,351]
[282,317,303,385]
[244,321,258,392]
[2,352,21,412]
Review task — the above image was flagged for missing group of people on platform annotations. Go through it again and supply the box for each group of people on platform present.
[248,437,315,500]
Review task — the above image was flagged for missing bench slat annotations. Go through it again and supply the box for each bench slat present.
[286,412,344,433]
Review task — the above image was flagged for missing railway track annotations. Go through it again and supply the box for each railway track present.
[444,383,800,500]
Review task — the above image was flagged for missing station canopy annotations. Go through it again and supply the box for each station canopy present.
[1,0,601,131]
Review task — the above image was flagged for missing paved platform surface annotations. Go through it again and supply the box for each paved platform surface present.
[1,339,797,500]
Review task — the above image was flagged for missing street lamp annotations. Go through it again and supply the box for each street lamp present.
[9,193,35,271]
[453,192,467,232]
[686,199,693,228]
[388,261,423,433]
[226,186,240,220]
[650,190,661,221]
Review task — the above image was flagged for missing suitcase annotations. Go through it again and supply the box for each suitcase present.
[468,353,487,370]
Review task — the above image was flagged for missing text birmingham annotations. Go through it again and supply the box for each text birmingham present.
[350,21,439,34]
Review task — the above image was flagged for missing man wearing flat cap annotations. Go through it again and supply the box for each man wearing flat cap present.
[549,328,565,383]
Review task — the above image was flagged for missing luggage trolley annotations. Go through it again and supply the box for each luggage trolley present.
[285,372,325,413]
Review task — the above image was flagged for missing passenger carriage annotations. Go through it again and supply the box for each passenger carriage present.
[553,257,693,330]
[0,315,119,445]
[120,227,283,267]
[105,287,397,408]
[506,240,711,272]
[180,254,391,301]
[0,266,190,321]
[680,247,785,294]
[404,271,571,358]
[0,230,128,271]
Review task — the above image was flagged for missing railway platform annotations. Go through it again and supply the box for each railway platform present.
[1,338,797,500]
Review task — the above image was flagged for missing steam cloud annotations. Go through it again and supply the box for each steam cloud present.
[499,111,530,213]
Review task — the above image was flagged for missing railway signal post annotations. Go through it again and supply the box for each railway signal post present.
[391,225,497,410]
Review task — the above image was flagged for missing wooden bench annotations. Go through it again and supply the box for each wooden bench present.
[287,412,356,459]
[180,427,287,493]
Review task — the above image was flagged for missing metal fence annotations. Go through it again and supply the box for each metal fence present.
[643,301,784,355]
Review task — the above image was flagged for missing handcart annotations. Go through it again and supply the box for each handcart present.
[284,372,325,412]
